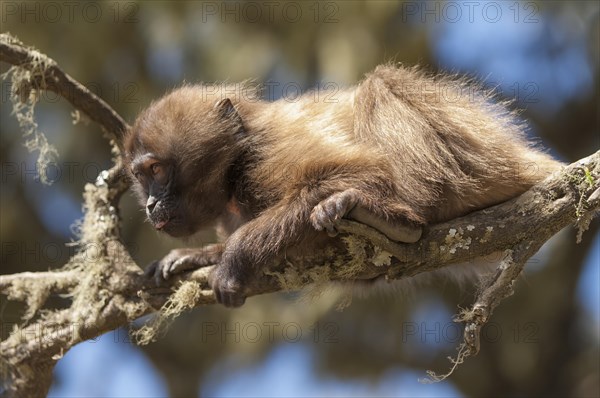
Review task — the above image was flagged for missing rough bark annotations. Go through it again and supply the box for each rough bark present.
[0,33,598,397]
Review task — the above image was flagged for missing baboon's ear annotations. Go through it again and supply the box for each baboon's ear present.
[215,98,243,129]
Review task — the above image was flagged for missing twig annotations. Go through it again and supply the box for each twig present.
[0,33,129,141]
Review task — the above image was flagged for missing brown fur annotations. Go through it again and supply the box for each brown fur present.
[124,64,562,307]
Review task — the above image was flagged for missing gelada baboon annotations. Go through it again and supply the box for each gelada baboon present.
[124,64,561,307]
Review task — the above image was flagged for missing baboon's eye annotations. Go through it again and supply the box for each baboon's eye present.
[151,163,167,184]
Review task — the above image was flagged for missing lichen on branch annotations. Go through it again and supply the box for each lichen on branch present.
[1,34,58,184]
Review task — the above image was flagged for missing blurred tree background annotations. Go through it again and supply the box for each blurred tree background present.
[1,1,599,397]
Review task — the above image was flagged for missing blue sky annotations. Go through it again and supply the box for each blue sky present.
[49,331,464,398]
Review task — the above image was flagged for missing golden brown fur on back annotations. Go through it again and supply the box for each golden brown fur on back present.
[229,64,560,224]
[124,63,562,307]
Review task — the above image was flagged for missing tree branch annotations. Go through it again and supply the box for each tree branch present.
[0,33,598,397]
[0,33,128,142]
